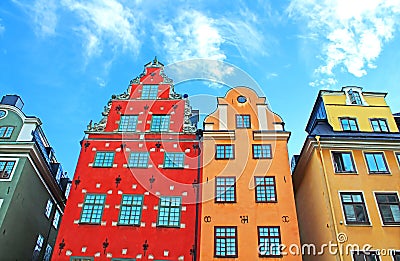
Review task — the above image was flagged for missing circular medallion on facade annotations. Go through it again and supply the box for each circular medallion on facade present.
[0,110,6,119]
[237,96,247,103]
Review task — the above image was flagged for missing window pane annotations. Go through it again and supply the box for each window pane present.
[119,115,138,132]
[342,153,355,172]
[141,85,158,99]
[128,152,149,168]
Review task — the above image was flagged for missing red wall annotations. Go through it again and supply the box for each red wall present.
[54,62,201,260]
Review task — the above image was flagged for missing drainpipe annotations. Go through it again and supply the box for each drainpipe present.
[315,136,343,261]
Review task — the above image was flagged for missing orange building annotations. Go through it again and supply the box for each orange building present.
[199,87,301,260]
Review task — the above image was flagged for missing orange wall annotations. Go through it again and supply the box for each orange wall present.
[200,87,301,260]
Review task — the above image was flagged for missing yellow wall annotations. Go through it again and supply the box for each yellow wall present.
[322,93,399,132]
[200,87,301,260]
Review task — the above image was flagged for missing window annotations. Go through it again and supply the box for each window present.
[0,110,6,118]
[332,152,356,173]
[215,145,234,159]
[53,210,60,228]
[32,234,44,261]
[397,153,400,166]
[150,115,170,132]
[0,160,15,179]
[255,177,276,202]
[119,115,138,132]
[364,152,389,174]
[353,251,380,261]
[45,199,53,218]
[0,126,14,138]
[370,119,389,132]
[348,90,362,105]
[70,258,94,261]
[258,226,281,257]
[392,251,400,261]
[214,227,237,257]
[340,117,359,131]
[164,153,184,168]
[375,193,400,225]
[118,194,143,226]
[141,85,158,99]
[215,177,236,203]
[237,95,247,103]
[340,192,370,224]
[93,152,115,167]
[157,196,181,227]
[253,144,272,159]
[236,114,251,128]
[43,244,52,261]
[80,194,106,224]
[128,152,149,168]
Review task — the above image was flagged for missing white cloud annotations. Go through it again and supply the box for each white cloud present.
[288,0,400,86]
[34,0,58,36]
[61,0,141,58]
[157,10,226,63]
[156,9,267,86]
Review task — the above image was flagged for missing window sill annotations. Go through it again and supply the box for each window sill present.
[334,172,358,175]
[344,223,371,226]
[368,172,391,175]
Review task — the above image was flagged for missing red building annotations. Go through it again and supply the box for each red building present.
[54,58,201,261]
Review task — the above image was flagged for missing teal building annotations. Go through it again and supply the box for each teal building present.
[0,95,70,260]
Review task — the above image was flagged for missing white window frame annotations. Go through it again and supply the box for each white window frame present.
[338,190,372,226]
[373,191,400,227]
[45,199,53,218]
[0,157,19,181]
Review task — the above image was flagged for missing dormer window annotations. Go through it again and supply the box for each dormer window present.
[348,89,362,105]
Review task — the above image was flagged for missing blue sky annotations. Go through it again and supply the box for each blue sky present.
[1,0,399,177]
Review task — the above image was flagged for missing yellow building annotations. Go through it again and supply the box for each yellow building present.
[199,87,301,260]
[292,86,400,261]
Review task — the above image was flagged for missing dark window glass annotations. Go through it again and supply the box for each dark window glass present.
[255,177,276,202]
[340,192,370,224]
[214,227,237,257]
[353,251,380,261]
[215,145,234,159]
[237,96,247,103]
[392,251,400,261]
[332,152,356,173]
[375,193,400,225]
[215,177,236,203]
[236,114,251,128]
[365,153,389,173]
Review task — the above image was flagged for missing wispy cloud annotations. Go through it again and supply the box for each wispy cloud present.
[61,0,141,59]
[0,19,5,35]
[157,10,226,63]
[11,0,58,37]
[288,0,400,87]
[156,8,267,86]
